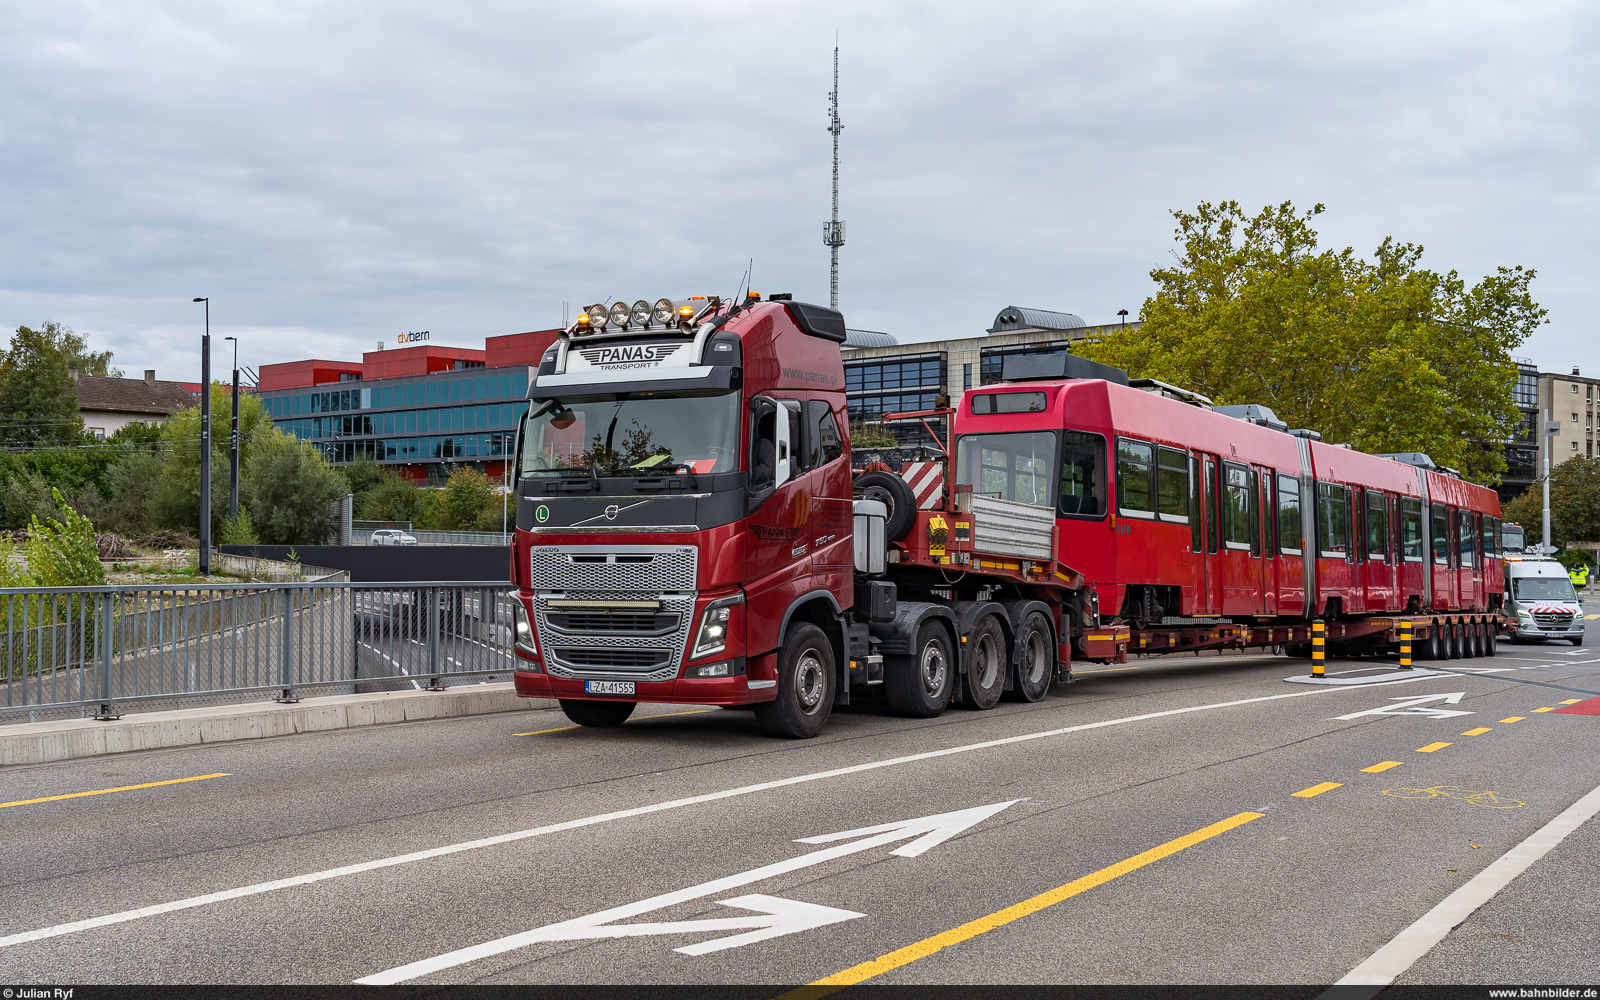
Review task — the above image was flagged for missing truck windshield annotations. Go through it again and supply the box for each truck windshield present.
[1510,576,1577,602]
[955,432,1058,506]
[1501,524,1526,552]
[520,389,741,477]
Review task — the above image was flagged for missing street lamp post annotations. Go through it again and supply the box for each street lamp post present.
[194,297,211,575]
[1543,409,1561,552]
[224,336,240,522]
[1117,309,1129,328]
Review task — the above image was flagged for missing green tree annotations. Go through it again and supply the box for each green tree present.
[438,468,498,531]
[220,507,261,545]
[1077,201,1546,485]
[339,455,389,512]
[0,324,87,446]
[241,430,346,544]
[1501,456,1600,548]
[151,385,276,537]
[356,469,423,524]
[90,452,163,536]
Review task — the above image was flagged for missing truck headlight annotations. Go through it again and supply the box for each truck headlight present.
[692,593,744,659]
[509,593,537,658]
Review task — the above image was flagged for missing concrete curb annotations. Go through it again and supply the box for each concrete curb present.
[0,684,558,766]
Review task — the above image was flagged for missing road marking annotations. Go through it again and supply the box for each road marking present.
[515,708,718,736]
[0,670,1447,951]
[1335,779,1600,987]
[1499,717,1526,723]
[1561,699,1583,705]
[799,811,1265,990]
[1382,786,1524,809]
[1532,707,1555,713]
[1332,692,1473,721]
[356,801,1017,984]
[1416,742,1452,753]
[1292,782,1343,798]
[1361,762,1402,773]
[1461,728,1492,736]
[0,773,231,810]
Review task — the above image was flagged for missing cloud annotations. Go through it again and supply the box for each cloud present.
[2,0,1596,378]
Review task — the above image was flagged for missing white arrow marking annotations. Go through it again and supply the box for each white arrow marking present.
[356,800,1019,985]
[1333,692,1475,721]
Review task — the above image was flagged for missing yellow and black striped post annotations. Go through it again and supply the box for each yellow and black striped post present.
[1398,620,1413,670]
[1312,620,1326,677]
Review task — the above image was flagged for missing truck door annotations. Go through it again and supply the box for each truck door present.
[744,397,812,653]
[1274,473,1306,616]
[806,400,853,572]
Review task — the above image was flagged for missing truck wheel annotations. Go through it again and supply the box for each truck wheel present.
[885,621,954,717]
[854,471,917,542]
[1486,624,1499,655]
[1421,626,1440,660]
[754,623,835,739]
[1473,622,1487,657]
[1005,612,1053,703]
[961,615,1006,710]
[559,699,636,727]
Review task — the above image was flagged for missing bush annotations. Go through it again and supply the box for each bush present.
[220,507,260,545]
[23,489,106,588]
[241,431,346,544]
[438,468,498,531]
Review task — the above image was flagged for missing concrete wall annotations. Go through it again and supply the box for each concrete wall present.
[219,544,510,583]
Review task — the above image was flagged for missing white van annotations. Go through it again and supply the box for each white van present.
[1504,558,1584,645]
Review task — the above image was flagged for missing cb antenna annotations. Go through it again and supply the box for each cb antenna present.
[823,34,845,310]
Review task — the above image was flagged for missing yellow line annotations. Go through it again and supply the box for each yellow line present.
[0,773,231,810]
[1500,717,1526,724]
[1292,782,1343,798]
[1416,742,1452,753]
[515,707,718,736]
[796,811,1264,991]
[1532,707,1555,713]
[1560,699,1583,705]
[1461,727,1493,736]
[1361,761,1402,773]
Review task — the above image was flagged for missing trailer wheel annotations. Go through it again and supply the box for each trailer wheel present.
[854,471,917,542]
[1005,612,1053,703]
[1419,626,1439,660]
[558,699,636,728]
[961,615,1006,710]
[1471,622,1486,657]
[1486,623,1499,655]
[884,621,955,717]
[754,623,835,739]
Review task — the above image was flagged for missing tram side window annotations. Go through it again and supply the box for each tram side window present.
[1278,475,1302,555]
[1190,456,1202,552]
[1458,509,1476,569]
[1401,499,1423,561]
[1483,516,1499,558]
[1431,504,1450,565]
[1317,483,1349,557]
[1260,472,1274,555]
[1222,464,1255,549]
[1059,431,1105,518]
[1116,439,1155,517]
[1205,461,1219,554]
[1366,490,1388,561]
[1157,447,1189,522]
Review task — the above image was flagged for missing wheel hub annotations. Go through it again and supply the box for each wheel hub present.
[920,642,947,696]
[795,652,826,713]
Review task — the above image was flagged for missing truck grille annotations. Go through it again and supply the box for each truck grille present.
[1533,611,1575,630]
[529,544,698,683]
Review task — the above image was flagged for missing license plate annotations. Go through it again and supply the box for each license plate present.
[584,681,635,695]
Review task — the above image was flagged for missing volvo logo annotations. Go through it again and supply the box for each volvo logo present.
[604,504,620,521]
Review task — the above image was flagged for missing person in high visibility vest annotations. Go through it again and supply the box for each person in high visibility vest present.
[1571,563,1590,592]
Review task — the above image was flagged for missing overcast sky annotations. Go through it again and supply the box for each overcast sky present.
[2,0,1596,384]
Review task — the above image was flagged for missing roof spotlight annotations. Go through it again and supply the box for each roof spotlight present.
[651,298,676,325]
[630,299,653,326]
[583,304,607,329]
[609,301,631,328]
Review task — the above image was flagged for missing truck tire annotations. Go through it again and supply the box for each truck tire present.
[854,471,917,542]
[961,615,1006,710]
[1486,624,1499,655]
[1005,612,1053,703]
[885,621,954,718]
[1472,622,1487,657]
[559,699,636,727]
[754,623,835,738]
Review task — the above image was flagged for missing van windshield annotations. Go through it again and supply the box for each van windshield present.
[519,389,741,478]
[1511,576,1577,602]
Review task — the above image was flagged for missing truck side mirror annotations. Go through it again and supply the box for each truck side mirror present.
[774,401,792,488]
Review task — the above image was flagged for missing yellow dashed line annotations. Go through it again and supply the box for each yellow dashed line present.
[1461,727,1493,736]
[1560,699,1583,705]
[1532,707,1555,713]
[1,773,231,810]
[1500,717,1526,724]
[1292,782,1343,798]
[1416,742,1453,753]
[1361,761,1402,773]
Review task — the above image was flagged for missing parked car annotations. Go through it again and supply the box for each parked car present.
[370,529,418,546]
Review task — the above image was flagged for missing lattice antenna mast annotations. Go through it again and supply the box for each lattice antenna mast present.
[823,39,845,309]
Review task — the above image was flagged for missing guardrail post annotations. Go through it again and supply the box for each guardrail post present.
[277,585,299,703]
[1398,620,1413,670]
[94,591,120,720]
[1311,619,1326,678]
[425,587,445,690]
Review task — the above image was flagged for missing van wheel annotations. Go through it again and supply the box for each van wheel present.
[559,699,636,727]
[962,615,1007,710]
[854,471,917,542]
[885,621,955,718]
[755,623,835,739]
[1006,612,1053,703]
[1572,632,1586,647]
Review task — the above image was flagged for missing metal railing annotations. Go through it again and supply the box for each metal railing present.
[0,582,518,725]
[354,529,510,547]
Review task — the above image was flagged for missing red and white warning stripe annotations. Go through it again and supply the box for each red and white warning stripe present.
[901,462,945,509]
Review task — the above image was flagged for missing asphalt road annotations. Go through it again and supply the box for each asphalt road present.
[3,604,1598,987]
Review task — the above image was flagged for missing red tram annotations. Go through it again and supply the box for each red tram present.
[950,368,1505,634]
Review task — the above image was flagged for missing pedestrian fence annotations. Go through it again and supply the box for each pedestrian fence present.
[354,529,510,547]
[0,582,520,725]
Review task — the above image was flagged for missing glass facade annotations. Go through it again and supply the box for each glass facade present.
[844,354,945,449]
[259,368,530,466]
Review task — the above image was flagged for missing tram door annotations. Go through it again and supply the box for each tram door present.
[1195,455,1223,615]
[1254,464,1277,615]
[1274,473,1305,616]
[1219,461,1261,616]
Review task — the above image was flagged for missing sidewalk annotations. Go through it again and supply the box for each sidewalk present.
[0,684,558,766]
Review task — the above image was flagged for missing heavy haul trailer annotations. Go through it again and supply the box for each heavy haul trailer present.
[506,293,1088,738]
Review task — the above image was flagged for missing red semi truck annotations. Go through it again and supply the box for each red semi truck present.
[507,293,1505,738]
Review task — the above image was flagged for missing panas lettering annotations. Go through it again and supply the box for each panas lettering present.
[780,367,838,387]
[579,345,681,367]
